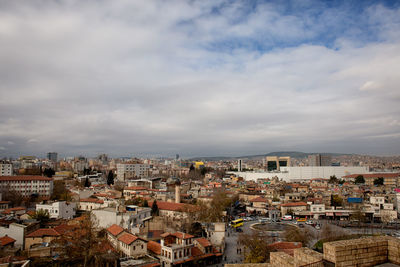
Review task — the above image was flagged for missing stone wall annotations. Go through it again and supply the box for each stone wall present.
[269,251,295,267]
[323,236,389,267]
[294,247,323,267]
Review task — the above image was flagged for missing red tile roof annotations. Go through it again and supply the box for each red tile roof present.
[26,228,60,238]
[191,247,204,257]
[0,176,52,181]
[147,241,161,255]
[196,237,211,247]
[106,224,124,237]
[79,198,104,204]
[148,201,199,212]
[251,196,268,203]
[3,207,26,214]
[281,202,308,207]
[173,232,194,239]
[118,233,139,245]
[0,236,15,246]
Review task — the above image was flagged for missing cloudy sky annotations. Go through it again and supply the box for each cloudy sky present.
[1,0,400,158]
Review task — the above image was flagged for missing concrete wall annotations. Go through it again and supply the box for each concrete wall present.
[0,223,26,248]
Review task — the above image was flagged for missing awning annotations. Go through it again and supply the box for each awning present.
[335,212,349,216]
[326,212,334,216]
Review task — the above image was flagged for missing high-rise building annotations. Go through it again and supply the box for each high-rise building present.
[47,152,58,163]
[238,159,243,172]
[308,154,331,166]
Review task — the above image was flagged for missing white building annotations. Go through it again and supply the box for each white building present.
[230,166,370,182]
[0,176,53,197]
[36,201,76,219]
[0,163,12,176]
[92,206,152,231]
[116,164,151,181]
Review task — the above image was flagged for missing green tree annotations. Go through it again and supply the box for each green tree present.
[239,232,275,263]
[106,170,114,186]
[284,226,314,246]
[43,168,55,178]
[84,177,91,188]
[331,195,343,207]
[151,200,159,216]
[32,209,50,227]
[51,180,72,201]
[373,177,384,186]
[355,175,365,184]
[329,175,338,184]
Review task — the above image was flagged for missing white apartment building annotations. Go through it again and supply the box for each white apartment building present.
[36,201,76,219]
[116,164,151,181]
[0,163,12,176]
[0,176,53,197]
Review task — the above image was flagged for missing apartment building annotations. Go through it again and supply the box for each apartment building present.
[0,176,53,197]
[0,163,12,176]
[116,163,152,181]
[36,201,76,219]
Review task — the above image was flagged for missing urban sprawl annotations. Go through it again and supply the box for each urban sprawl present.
[0,153,400,267]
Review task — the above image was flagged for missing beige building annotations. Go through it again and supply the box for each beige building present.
[266,156,291,171]
[280,202,307,216]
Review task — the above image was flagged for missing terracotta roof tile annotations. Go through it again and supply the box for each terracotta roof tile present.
[173,232,194,239]
[0,236,15,246]
[148,201,199,212]
[106,224,124,237]
[196,237,211,247]
[118,233,139,245]
[26,228,60,238]
[251,196,268,202]
[147,241,161,255]
[191,247,204,257]
[79,198,104,204]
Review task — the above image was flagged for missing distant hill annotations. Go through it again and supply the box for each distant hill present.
[189,151,351,161]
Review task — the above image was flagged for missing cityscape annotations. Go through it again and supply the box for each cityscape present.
[1,1,400,267]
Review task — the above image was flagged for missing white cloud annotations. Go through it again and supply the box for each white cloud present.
[0,1,399,157]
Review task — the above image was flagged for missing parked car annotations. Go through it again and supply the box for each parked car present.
[305,220,314,225]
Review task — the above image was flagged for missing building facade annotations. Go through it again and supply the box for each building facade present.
[0,176,53,197]
[117,163,151,181]
[36,201,76,219]
[0,163,12,176]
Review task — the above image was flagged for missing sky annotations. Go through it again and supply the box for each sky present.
[0,0,400,158]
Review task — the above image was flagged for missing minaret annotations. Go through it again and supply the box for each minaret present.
[175,180,181,204]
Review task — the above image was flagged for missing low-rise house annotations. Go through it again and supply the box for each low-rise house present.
[160,232,194,267]
[25,228,60,250]
[0,235,16,249]
[280,202,307,216]
[106,224,124,249]
[106,224,147,258]
[78,198,106,211]
[117,232,147,258]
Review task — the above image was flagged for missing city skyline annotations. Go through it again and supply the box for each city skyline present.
[1,0,400,157]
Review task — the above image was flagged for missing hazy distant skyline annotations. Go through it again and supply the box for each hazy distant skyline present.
[1,0,400,158]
